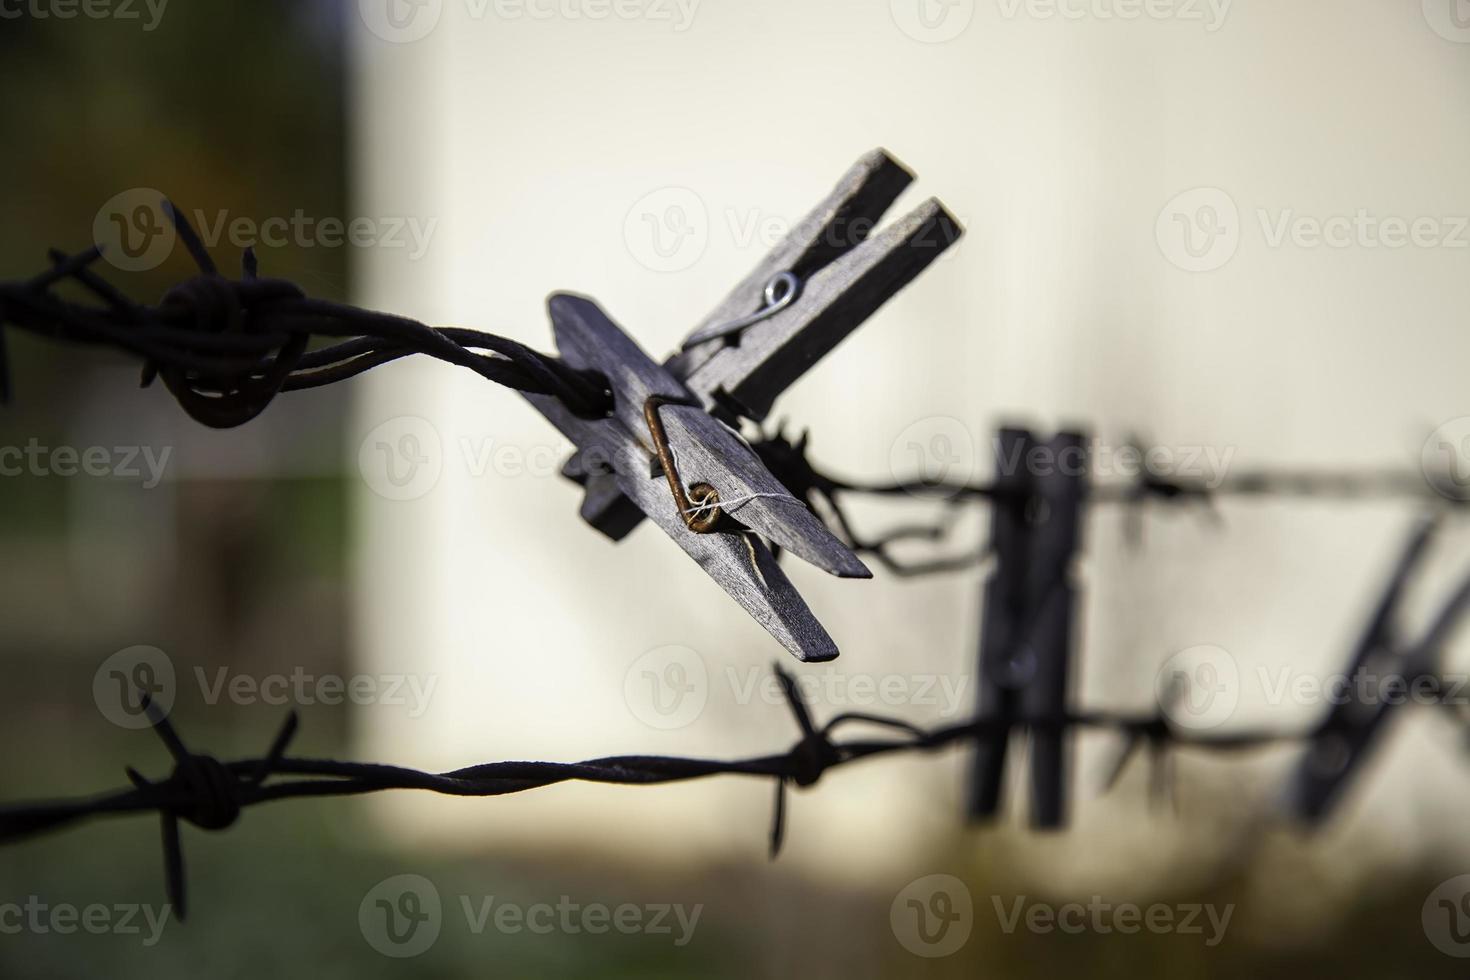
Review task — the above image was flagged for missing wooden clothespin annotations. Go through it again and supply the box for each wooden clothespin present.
[967,428,1089,829]
[1283,517,1470,824]
[528,150,963,662]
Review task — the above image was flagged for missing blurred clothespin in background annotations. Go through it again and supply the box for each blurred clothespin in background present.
[1283,516,1470,824]
[967,427,1089,829]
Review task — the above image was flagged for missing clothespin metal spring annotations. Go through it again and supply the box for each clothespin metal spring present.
[680,271,801,350]
[644,394,726,533]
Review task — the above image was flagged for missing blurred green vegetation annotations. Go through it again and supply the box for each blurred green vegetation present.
[0,0,349,460]
[0,6,366,975]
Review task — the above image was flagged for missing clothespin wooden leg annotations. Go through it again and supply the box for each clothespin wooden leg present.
[967,428,1036,822]
[1018,432,1088,830]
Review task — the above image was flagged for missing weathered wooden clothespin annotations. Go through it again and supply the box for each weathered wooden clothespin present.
[1283,517,1470,824]
[527,150,963,661]
[967,428,1089,829]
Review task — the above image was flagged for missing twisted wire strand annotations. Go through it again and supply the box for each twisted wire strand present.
[0,664,1331,921]
[0,203,612,428]
[747,429,1466,577]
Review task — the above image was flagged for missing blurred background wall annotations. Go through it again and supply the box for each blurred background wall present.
[352,0,1470,886]
[3,1,1470,977]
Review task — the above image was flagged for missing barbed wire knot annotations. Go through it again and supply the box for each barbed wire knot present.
[165,753,244,832]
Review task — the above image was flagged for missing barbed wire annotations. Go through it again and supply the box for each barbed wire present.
[6,217,1470,922]
[0,666,1359,921]
[0,202,612,427]
[7,661,1470,920]
[747,428,1467,577]
[2,224,1453,524]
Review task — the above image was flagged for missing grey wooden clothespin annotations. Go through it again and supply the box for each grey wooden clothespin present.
[967,427,1089,829]
[1283,517,1470,824]
[527,150,963,661]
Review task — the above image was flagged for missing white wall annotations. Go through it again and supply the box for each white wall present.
[349,0,1470,893]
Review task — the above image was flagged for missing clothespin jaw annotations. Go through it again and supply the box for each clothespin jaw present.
[1283,517,1470,824]
[967,427,1089,829]
[523,293,869,662]
[667,149,964,424]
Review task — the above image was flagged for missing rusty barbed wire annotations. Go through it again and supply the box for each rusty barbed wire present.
[6,659,1470,921]
[0,202,612,427]
[0,668,1337,920]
